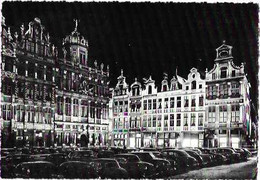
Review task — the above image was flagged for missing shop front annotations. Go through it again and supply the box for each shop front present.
[129,128,141,148]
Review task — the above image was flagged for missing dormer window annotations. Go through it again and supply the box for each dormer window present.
[148,85,152,94]
[80,52,86,65]
[232,70,236,77]
[163,85,167,92]
[212,73,216,80]
[191,81,196,90]
[220,67,227,78]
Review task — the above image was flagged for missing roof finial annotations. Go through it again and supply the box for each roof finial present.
[176,66,178,76]
[134,77,137,82]
[121,69,124,76]
[223,40,226,44]
[73,19,79,32]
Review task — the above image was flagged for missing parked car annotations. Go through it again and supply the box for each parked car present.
[200,148,228,165]
[14,161,58,178]
[215,148,241,163]
[184,150,205,167]
[68,150,95,161]
[161,149,199,173]
[59,161,99,178]
[93,158,128,178]
[5,154,31,168]
[243,148,252,157]
[114,153,156,178]
[140,147,158,152]
[97,150,115,158]
[235,148,248,161]
[192,148,213,166]
[46,153,68,166]
[131,151,174,177]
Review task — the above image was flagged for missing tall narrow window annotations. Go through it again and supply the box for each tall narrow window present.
[184,96,189,107]
[143,100,147,110]
[220,67,227,78]
[177,114,181,126]
[191,113,196,126]
[153,99,157,110]
[157,115,162,127]
[208,106,216,123]
[191,96,196,107]
[65,98,71,116]
[177,97,181,108]
[158,99,162,109]
[73,99,79,117]
[231,82,240,98]
[184,114,188,126]
[199,96,204,106]
[192,81,196,89]
[170,114,174,126]
[231,105,240,122]
[148,85,152,94]
[164,98,168,109]
[164,114,168,130]
[198,113,203,126]
[148,100,152,110]
[143,116,147,127]
[57,97,63,115]
[219,105,227,123]
[170,97,174,108]
[152,116,156,127]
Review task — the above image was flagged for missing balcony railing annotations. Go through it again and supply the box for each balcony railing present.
[183,126,188,131]
[65,116,71,122]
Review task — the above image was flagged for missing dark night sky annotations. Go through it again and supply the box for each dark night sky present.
[2,2,258,107]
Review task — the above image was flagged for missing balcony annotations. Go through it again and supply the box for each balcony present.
[198,126,204,131]
[65,116,71,122]
[96,119,101,124]
[81,118,88,123]
[183,126,188,131]
[175,127,181,131]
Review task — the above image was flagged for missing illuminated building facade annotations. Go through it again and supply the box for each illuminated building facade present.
[1,17,110,148]
[204,42,252,148]
[111,42,253,148]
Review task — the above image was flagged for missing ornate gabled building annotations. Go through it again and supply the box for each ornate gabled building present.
[111,69,130,146]
[1,17,56,147]
[54,20,110,147]
[205,41,251,148]
[1,17,110,148]
[111,68,206,148]
[111,42,253,149]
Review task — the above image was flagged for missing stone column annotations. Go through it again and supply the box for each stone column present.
[25,61,28,77]
[63,97,66,122]
[44,65,46,81]
[2,57,5,70]
[227,82,231,97]
[71,97,74,118]
[216,83,219,99]
[78,99,81,122]
[35,63,38,79]
[13,59,16,73]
